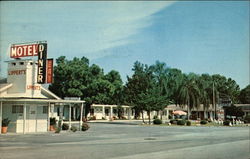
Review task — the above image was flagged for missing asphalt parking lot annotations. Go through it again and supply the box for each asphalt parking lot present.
[0,123,249,159]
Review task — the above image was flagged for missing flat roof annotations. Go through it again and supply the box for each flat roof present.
[0,98,85,104]
[92,104,131,108]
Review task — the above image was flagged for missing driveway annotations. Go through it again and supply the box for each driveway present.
[0,123,249,159]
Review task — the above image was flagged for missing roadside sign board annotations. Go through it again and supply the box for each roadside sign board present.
[37,43,47,84]
[10,44,39,58]
[10,41,52,84]
[46,59,53,83]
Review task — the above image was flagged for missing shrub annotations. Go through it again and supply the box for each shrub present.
[186,120,191,126]
[153,119,162,125]
[55,126,61,133]
[70,126,78,132]
[82,123,90,131]
[62,123,69,130]
[223,120,231,126]
[2,118,11,127]
[200,120,207,125]
[170,119,177,125]
[153,115,158,119]
[177,120,186,125]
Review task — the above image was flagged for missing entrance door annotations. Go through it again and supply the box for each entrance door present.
[27,106,37,132]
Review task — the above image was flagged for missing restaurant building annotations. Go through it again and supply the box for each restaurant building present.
[0,42,85,134]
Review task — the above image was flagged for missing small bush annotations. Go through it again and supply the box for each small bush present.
[177,120,186,125]
[223,120,231,126]
[70,126,78,132]
[200,120,207,125]
[153,115,158,119]
[170,119,177,125]
[55,126,61,133]
[62,123,69,130]
[186,120,191,126]
[153,119,162,125]
[82,123,90,131]
[2,118,11,127]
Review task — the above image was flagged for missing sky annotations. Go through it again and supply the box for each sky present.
[0,1,249,89]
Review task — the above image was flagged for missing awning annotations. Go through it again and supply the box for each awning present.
[172,110,187,115]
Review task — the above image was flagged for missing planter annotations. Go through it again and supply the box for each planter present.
[49,125,55,131]
[1,126,8,134]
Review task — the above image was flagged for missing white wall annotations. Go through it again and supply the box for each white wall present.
[2,103,48,133]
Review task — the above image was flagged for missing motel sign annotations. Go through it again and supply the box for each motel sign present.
[10,41,53,84]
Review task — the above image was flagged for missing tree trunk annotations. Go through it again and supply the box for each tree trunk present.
[141,110,145,123]
[187,98,190,120]
[148,111,151,124]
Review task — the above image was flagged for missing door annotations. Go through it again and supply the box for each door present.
[26,106,37,132]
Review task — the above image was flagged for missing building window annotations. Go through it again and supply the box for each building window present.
[12,105,23,113]
[19,62,24,65]
[30,62,33,65]
[12,63,16,66]
[43,106,48,114]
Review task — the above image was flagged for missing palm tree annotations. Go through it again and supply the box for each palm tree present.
[178,73,201,120]
[199,74,213,118]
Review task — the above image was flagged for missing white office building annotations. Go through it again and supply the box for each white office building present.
[0,59,85,134]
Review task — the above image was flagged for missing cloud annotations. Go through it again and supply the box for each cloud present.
[0,1,175,60]
[0,1,175,77]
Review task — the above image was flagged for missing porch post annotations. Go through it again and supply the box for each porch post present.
[204,111,207,119]
[102,106,105,118]
[51,103,54,118]
[69,104,71,129]
[23,102,26,134]
[128,107,131,120]
[123,107,126,117]
[0,101,2,134]
[166,109,169,120]
[79,103,83,130]
[83,103,85,119]
[110,106,113,120]
[210,111,213,120]
[59,103,64,130]
[47,102,50,131]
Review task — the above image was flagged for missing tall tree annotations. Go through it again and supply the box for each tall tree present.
[239,85,250,104]
[49,56,124,117]
[125,61,170,123]
[178,73,201,120]
[124,61,150,121]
